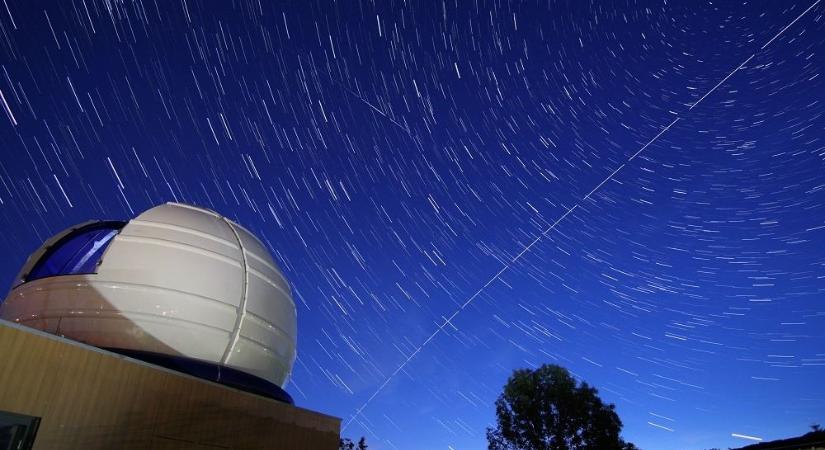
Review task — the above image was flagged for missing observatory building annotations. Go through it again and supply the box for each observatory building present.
[0,203,339,449]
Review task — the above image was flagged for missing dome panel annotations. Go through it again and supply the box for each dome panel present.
[134,203,233,242]
[98,235,245,308]
[1,277,239,349]
[15,318,60,334]
[244,272,297,338]
[228,336,292,386]
[227,221,290,285]
[86,281,241,331]
[236,313,295,365]
[122,220,241,262]
[57,315,231,362]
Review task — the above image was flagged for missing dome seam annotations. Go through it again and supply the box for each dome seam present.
[220,217,250,365]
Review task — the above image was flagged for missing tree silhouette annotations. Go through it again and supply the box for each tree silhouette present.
[339,437,368,450]
[487,364,637,450]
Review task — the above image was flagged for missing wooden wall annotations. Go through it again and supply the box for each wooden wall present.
[0,320,340,450]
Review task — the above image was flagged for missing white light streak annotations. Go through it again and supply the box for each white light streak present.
[732,433,763,442]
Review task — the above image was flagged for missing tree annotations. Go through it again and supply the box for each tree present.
[487,364,636,450]
[339,437,368,450]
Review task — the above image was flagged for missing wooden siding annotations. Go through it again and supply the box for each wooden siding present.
[0,320,340,450]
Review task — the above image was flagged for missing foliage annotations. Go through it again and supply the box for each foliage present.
[487,364,636,450]
[339,437,368,450]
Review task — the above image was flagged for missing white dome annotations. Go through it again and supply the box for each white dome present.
[0,202,297,388]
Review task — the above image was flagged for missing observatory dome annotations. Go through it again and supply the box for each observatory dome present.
[0,202,297,399]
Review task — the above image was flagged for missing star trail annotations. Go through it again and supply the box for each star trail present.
[1,1,824,449]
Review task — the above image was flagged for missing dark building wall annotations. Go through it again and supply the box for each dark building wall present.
[0,320,340,450]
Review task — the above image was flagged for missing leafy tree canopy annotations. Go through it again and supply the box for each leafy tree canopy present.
[487,364,637,450]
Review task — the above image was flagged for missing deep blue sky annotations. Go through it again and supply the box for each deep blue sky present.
[1,1,824,449]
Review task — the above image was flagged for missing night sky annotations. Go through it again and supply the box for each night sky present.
[1,1,824,449]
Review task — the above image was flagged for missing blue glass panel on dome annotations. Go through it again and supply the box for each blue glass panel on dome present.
[27,223,124,281]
